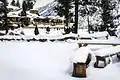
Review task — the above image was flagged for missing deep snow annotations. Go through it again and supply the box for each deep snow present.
[0,41,120,80]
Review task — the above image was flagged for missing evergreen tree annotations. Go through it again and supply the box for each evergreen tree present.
[46,26,50,32]
[25,0,36,11]
[0,0,8,34]
[55,0,73,27]
[21,0,27,16]
[0,1,5,29]
[79,0,100,33]
[100,0,117,31]
[34,26,39,35]
[27,0,34,10]
[16,0,20,8]
[11,0,16,6]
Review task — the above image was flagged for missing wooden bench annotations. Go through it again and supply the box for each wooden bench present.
[94,46,120,68]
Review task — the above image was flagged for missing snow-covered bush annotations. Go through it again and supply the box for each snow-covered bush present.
[8,27,24,36]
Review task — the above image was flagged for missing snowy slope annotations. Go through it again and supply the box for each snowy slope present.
[8,0,54,8]
[38,1,57,17]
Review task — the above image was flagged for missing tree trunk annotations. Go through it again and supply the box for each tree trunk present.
[85,5,90,33]
[65,3,69,28]
[3,0,8,34]
[65,17,69,27]
[74,0,78,34]
[87,15,90,33]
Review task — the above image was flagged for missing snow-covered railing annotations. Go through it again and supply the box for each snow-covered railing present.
[77,40,120,47]
[0,34,78,42]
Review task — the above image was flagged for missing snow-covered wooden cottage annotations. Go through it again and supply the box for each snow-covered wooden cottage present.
[33,16,65,26]
[30,9,38,14]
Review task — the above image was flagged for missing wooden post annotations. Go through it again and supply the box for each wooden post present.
[94,56,107,68]
[72,62,86,78]
[117,53,120,60]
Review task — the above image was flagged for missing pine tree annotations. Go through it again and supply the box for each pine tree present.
[11,0,16,6]
[25,0,36,11]
[0,0,8,34]
[0,1,5,29]
[100,0,116,31]
[79,0,100,33]
[16,0,20,8]
[34,26,39,35]
[21,0,27,16]
[55,0,73,27]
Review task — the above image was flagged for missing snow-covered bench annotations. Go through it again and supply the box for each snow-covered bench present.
[77,40,120,68]
[77,40,120,48]
[94,45,120,68]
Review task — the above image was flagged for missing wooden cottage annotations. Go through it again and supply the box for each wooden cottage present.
[20,16,31,26]
[30,9,38,14]
[33,17,50,25]
[8,16,21,28]
[8,16,21,23]
[50,19,64,26]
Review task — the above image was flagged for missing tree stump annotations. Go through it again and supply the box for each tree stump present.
[72,62,86,78]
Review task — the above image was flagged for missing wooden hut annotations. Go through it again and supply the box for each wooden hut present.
[30,9,38,14]
[8,16,21,23]
[20,16,31,26]
[33,16,45,24]
[8,16,21,29]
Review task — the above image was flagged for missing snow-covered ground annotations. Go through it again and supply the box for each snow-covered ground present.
[0,41,120,80]
[0,28,120,80]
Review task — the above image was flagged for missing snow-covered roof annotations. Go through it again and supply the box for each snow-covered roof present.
[7,10,22,17]
[7,10,39,18]
[26,11,38,18]
[47,16,65,20]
